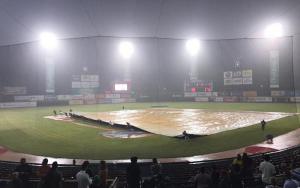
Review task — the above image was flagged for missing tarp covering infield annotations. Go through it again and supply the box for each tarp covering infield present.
[76,108,293,137]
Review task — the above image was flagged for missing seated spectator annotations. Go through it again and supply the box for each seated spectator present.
[259,154,276,185]
[232,154,243,168]
[192,167,211,188]
[126,156,141,188]
[242,152,253,178]
[14,158,32,188]
[37,158,51,188]
[151,158,162,176]
[44,161,62,188]
[283,170,300,188]
[76,161,92,188]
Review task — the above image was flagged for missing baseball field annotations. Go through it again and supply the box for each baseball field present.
[0,102,299,160]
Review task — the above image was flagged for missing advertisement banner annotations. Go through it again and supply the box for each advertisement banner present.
[83,94,95,100]
[232,78,243,85]
[0,102,37,108]
[14,95,45,102]
[224,71,233,79]
[57,95,72,101]
[271,90,285,97]
[84,99,97,105]
[270,50,279,88]
[223,97,238,102]
[212,92,218,97]
[213,97,224,102]
[255,97,272,102]
[184,92,197,97]
[95,94,105,99]
[224,69,252,85]
[72,75,99,89]
[290,97,300,102]
[242,70,252,77]
[105,93,121,99]
[71,95,83,100]
[44,95,57,101]
[197,92,212,97]
[195,97,209,102]
[127,98,137,103]
[120,93,131,98]
[3,87,27,95]
[231,91,243,97]
[81,75,99,82]
[111,98,127,103]
[243,77,253,85]
[69,100,84,105]
[243,91,257,97]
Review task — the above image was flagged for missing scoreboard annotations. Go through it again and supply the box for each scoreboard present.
[184,79,213,92]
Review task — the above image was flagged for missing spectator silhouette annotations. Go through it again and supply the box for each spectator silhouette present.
[44,161,62,188]
[14,158,32,188]
[37,158,51,188]
[193,167,211,188]
[230,164,243,188]
[126,156,141,188]
[232,154,243,168]
[151,158,162,176]
[99,160,108,188]
[242,153,253,178]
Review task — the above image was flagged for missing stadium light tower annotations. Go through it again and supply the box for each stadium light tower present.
[39,32,59,94]
[119,41,134,59]
[39,32,59,50]
[185,38,201,57]
[264,23,283,38]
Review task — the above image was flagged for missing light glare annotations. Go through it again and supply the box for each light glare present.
[39,32,58,50]
[264,23,283,38]
[119,41,134,59]
[186,39,201,56]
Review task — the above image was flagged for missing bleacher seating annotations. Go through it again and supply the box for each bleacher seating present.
[0,145,299,187]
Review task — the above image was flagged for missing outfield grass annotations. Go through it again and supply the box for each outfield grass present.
[0,102,299,160]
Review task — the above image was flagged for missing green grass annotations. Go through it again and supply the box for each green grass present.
[0,102,299,160]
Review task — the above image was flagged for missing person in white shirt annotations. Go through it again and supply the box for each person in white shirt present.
[259,155,276,185]
[76,161,92,188]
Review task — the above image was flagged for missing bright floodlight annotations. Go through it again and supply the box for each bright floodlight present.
[264,23,283,38]
[119,41,134,59]
[39,32,58,50]
[185,38,201,56]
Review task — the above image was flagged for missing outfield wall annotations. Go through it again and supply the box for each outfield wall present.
[0,93,299,109]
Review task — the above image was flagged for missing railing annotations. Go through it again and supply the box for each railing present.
[109,177,119,188]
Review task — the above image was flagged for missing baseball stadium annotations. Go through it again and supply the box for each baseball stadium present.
[0,1,300,188]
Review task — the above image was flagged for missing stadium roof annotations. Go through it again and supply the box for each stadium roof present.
[0,0,300,46]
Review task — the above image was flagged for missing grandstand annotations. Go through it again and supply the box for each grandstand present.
[0,0,300,187]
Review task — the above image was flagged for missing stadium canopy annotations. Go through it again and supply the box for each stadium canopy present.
[0,0,300,46]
